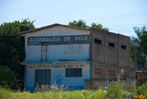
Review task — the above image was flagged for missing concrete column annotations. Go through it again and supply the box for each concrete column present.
[104,31,106,80]
[117,34,120,80]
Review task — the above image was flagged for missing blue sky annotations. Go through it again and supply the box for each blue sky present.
[0,0,147,36]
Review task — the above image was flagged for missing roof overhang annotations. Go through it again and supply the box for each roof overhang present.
[20,23,89,36]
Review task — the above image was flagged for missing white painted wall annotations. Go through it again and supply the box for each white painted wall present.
[24,26,90,63]
[25,63,90,88]
[23,26,90,91]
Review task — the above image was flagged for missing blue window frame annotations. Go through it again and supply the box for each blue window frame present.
[65,68,82,77]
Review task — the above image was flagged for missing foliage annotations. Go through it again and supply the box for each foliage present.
[0,19,35,89]
[130,82,137,95]
[106,81,124,99]
[69,20,89,28]
[131,26,147,66]
[136,82,147,97]
[91,23,109,31]
[0,66,15,87]
[0,88,12,99]
[3,81,147,99]
[140,30,147,56]
[0,89,106,99]
[97,86,107,99]
[69,20,109,31]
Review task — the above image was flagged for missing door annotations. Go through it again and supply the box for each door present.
[35,69,51,88]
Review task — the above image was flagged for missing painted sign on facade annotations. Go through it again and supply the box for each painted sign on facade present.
[28,35,89,45]
[28,64,85,69]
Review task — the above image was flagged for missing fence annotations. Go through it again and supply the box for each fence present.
[136,72,147,87]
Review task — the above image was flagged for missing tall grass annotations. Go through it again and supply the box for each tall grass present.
[0,81,141,99]
[106,81,124,99]
[0,88,106,99]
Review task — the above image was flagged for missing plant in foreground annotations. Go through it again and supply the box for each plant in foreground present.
[106,81,124,99]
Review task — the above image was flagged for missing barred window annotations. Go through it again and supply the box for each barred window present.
[35,69,51,87]
[65,68,82,77]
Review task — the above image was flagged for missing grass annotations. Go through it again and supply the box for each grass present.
[0,81,145,99]
[0,88,106,99]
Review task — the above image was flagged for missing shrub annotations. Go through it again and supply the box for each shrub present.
[0,88,12,98]
[130,82,137,95]
[136,82,147,97]
[97,86,106,99]
[106,81,124,99]
[0,66,15,88]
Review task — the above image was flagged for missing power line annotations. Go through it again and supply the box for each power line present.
[84,13,147,20]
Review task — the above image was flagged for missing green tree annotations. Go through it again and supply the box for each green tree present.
[131,26,147,66]
[0,19,35,88]
[91,22,109,31]
[69,20,109,31]
[140,30,147,56]
[69,20,89,28]
[0,66,15,88]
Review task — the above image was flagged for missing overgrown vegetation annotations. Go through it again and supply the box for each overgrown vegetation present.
[69,19,109,31]
[0,19,35,89]
[131,26,147,66]
[0,66,15,88]
[1,81,146,99]
[107,81,124,99]
[136,82,147,97]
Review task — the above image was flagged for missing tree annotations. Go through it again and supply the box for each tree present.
[69,20,109,31]
[0,19,35,89]
[131,26,147,66]
[140,30,147,56]
[0,66,15,88]
[69,20,89,28]
[91,23,109,31]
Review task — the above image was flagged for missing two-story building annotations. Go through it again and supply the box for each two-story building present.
[21,24,91,92]
[21,23,137,92]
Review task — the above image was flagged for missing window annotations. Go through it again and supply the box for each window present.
[109,42,115,47]
[95,68,102,74]
[109,70,115,76]
[35,69,51,88]
[66,68,82,77]
[94,39,101,44]
[121,45,126,49]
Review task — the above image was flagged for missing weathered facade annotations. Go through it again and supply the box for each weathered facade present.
[85,29,137,89]
[21,24,137,91]
[21,24,90,92]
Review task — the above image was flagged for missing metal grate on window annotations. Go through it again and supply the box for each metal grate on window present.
[65,68,82,77]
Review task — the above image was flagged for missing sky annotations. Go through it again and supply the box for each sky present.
[0,0,147,37]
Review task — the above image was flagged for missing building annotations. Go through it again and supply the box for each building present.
[21,23,137,91]
[86,29,137,89]
[21,24,91,92]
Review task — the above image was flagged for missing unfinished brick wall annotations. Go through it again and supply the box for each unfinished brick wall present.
[90,29,137,80]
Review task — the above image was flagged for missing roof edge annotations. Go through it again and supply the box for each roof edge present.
[20,23,89,36]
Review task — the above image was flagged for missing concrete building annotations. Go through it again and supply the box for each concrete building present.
[86,29,137,89]
[21,24,90,92]
[20,23,137,91]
